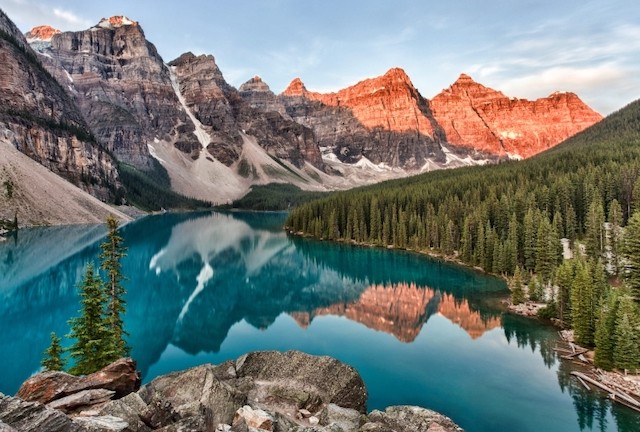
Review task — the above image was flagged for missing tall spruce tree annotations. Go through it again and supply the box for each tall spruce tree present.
[622,211,640,302]
[511,265,525,305]
[613,295,640,374]
[594,289,619,371]
[41,332,65,371]
[67,264,111,375]
[100,215,129,360]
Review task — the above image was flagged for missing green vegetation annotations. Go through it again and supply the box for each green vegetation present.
[118,160,211,211]
[43,216,131,375]
[3,179,14,199]
[99,215,129,358]
[228,183,329,211]
[287,99,640,278]
[287,98,640,373]
[41,332,65,372]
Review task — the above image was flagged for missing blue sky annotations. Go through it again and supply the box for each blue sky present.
[2,0,638,114]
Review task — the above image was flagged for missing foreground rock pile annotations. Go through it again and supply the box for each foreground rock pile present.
[0,351,462,431]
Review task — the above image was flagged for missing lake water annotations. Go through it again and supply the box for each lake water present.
[1,211,638,431]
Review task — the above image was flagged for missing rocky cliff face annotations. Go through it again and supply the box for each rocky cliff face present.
[35,16,197,168]
[0,10,118,200]
[430,73,603,158]
[170,53,323,169]
[275,69,453,169]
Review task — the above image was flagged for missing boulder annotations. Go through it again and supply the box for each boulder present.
[318,404,363,431]
[66,358,141,398]
[236,351,367,414]
[72,415,129,432]
[232,405,273,431]
[47,389,115,415]
[17,371,79,404]
[17,358,140,406]
[361,406,463,432]
[139,364,246,427]
[99,392,151,432]
[0,393,80,432]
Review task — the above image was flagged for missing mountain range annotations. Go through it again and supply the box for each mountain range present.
[0,11,603,223]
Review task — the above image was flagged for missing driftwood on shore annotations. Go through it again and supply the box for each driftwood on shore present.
[571,371,640,413]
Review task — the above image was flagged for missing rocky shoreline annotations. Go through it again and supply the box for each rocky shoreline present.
[0,351,463,432]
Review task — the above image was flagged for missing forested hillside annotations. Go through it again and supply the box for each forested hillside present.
[287,99,640,277]
[287,98,640,371]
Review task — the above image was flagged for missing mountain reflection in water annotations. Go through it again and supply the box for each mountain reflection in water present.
[1,211,639,432]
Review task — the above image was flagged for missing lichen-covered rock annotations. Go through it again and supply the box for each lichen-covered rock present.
[47,389,115,415]
[8,352,463,432]
[361,406,463,432]
[17,371,79,404]
[99,392,151,432]
[72,415,129,432]
[66,358,141,399]
[235,351,367,414]
[138,363,247,427]
[0,393,80,432]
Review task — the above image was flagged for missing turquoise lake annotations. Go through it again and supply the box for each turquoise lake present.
[1,211,639,431]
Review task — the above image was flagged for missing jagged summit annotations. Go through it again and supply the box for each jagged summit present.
[381,67,412,83]
[455,73,474,82]
[94,16,138,30]
[25,25,60,42]
[282,77,307,96]
[239,75,272,93]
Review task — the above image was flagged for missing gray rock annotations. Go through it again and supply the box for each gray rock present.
[236,351,367,414]
[72,415,129,432]
[0,393,80,432]
[99,392,151,432]
[47,389,116,414]
[139,364,246,427]
[0,420,17,432]
[318,404,363,431]
[361,406,463,432]
[154,415,207,432]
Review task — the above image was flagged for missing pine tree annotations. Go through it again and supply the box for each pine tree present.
[529,274,544,302]
[41,332,65,371]
[585,198,605,259]
[100,215,129,360]
[67,264,111,375]
[613,295,640,374]
[571,261,595,347]
[594,289,619,371]
[555,260,575,327]
[622,211,640,303]
[607,199,623,275]
[511,266,525,305]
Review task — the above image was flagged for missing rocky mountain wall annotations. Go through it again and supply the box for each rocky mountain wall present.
[0,9,118,199]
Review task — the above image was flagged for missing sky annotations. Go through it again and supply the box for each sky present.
[2,0,638,114]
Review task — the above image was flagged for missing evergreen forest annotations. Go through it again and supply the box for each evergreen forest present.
[287,99,640,372]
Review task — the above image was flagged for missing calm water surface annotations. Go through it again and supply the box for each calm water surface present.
[1,211,638,432]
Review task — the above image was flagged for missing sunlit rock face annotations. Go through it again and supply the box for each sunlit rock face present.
[24,25,60,43]
[430,74,603,158]
[278,69,450,169]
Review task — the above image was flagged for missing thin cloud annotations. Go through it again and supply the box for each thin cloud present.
[2,0,91,30]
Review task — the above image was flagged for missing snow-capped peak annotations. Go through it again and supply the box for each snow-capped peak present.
[25,25,60,43]
[95,16,137,30]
